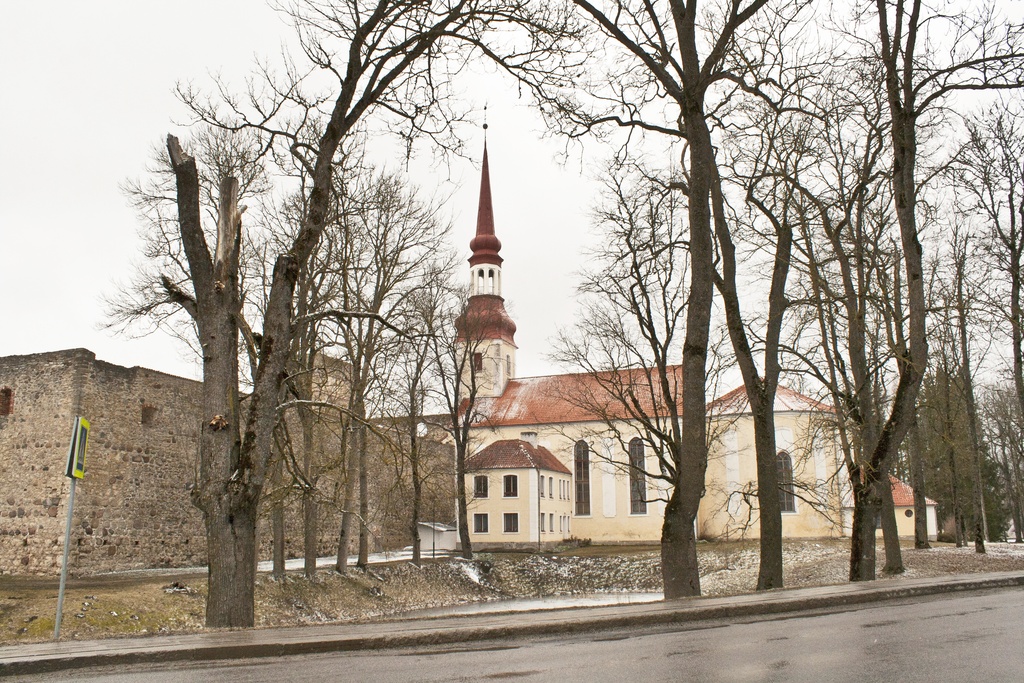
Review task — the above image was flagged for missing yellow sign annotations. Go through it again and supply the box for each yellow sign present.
[65,417,89,479]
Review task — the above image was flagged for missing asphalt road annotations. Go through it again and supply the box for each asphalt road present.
[20,587,1022,683]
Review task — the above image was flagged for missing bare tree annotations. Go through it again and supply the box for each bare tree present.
[324,168,451,572]
[949,229,990,551]
[983,385,1024,541]
[432,283,494,560]
[843,0,1024,580]
[124,0,563,627]
[520,0,795,599]
[713,19,828,587]
[553,165,690,547]
[954,101,1024,453]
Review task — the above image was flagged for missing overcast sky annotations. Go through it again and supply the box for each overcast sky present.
[0,1,601,381]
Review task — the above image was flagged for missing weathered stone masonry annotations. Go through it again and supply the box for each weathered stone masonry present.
[0,349,206,575]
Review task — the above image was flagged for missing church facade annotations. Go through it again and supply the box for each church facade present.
[457,143,936,549]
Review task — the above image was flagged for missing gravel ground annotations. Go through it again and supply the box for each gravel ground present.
[3,540,1023,643]
[255,540,1024,625]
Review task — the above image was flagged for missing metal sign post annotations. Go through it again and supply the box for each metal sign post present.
[54,417,89,640]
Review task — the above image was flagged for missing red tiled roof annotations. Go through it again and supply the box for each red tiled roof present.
[466,439,571,474]
[707,384,832,415]
[472,365,684,427]
[890,475,936,507]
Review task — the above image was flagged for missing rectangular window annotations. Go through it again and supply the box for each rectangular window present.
[474,475,488,498]
[549,513,554,534]
[540,515,545,532]
[548,477,553,498]
[539,472,544,497]
[473,513,488,533]
[503,513,519,533]
[503,474,518,498]
[473,352,483,371]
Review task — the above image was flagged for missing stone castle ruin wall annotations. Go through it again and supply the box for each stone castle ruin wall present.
[0,349,206,575]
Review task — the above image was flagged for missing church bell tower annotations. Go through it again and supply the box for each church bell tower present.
[456,132,517,398]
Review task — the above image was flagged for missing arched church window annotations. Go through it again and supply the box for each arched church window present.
[487,269,495,294]
[629,438,647,514]
[574,440,591,515]
[777,451,796,513]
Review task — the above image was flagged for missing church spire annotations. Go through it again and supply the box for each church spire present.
[469,137,503,267]
[456,128,518,398]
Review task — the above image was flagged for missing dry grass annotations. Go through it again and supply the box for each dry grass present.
[2,539,1022,645]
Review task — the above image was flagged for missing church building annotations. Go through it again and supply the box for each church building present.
[457,140,937,549]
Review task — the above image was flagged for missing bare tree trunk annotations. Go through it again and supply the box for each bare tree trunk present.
[336,422,361,574]
[714,184,792,591]
[908,415,931,548]
[272,458,286,580]
[662,88,719,599]
[952,236,988,552]
[411,436,422,567]
[301,412,318,577]
[879,467,904,574]
[168,144,263,626]
[455,441,472,560]
[357,435,369,568]
[849,476,878,582]
[1012,453,1024,543]
[661,481,701,598]
[949,441,965,547]
[752,406,783,589]
[997,439,1023,543]
[410,386,423,566]
[302,491,317,576]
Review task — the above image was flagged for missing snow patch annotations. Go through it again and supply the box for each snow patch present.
[460,562,483,584]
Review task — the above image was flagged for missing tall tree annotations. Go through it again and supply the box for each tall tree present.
[779,53,905,577]
[715,21,823,587]
[523,0,789,599]
[949,229,990,551]
[431,283,489,560]
[127,0,561,627]
[848,0,1024,580]
[326,168,450,571]
[553,163,690,556]
[954,103,1024,450]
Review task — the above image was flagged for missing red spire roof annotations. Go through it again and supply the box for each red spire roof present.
[469,142,502,267]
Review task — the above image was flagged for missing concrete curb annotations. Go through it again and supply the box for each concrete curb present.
[2,571,1022,677]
